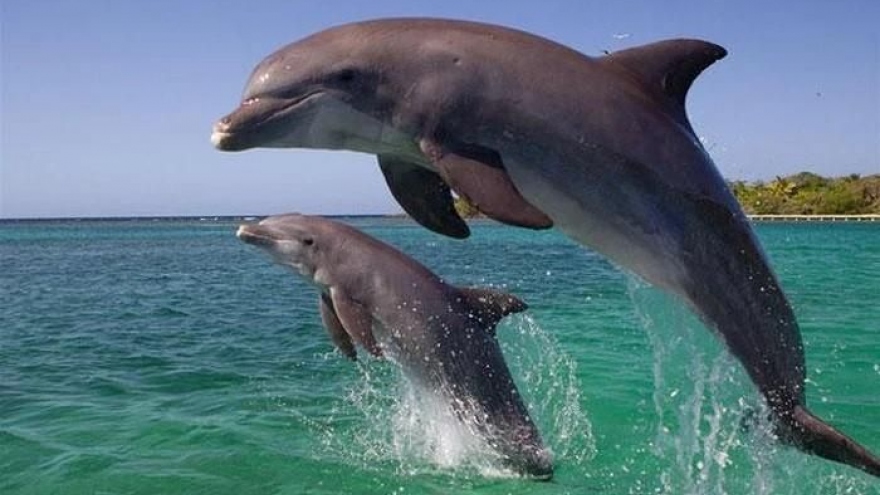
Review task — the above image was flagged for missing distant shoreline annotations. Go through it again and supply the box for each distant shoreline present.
[0,214,394,224]
[2,214,879,224]
[747,214,880,222]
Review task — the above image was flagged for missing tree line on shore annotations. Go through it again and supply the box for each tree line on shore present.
[728,172,880,215]
[453,172,880,218]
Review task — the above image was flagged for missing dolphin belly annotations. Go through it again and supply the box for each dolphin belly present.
[501,152,690,294]
[503,147,805,396]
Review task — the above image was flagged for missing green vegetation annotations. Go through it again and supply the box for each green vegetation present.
[729,173,880,215]
[453,173,880,218]
[453,195,482,218]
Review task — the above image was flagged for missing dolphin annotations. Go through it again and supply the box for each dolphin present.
[236,213,553,479]
[213,18,879,476]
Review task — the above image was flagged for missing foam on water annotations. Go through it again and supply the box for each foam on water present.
[389,378,509,476]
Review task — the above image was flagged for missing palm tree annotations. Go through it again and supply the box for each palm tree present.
[767,176,798,199]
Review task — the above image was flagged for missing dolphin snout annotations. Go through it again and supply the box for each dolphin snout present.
[211,119,237,150]
[236,225,275,247]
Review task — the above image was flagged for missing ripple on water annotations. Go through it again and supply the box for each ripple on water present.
[0,220,876,494]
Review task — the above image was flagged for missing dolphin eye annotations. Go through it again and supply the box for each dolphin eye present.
[333,69,357,84]
[303,238,314,246]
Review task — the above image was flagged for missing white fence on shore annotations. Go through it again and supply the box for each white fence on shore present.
[748,214,880,222]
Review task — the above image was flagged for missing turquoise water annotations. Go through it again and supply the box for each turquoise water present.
[1,218,877,494]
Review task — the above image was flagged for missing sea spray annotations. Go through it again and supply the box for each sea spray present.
[623,278,875,494]
[627,277,773,494]
[499,314,596,466]
[388,380,501,472]
[313,356,521,479]
[305,314,593,479]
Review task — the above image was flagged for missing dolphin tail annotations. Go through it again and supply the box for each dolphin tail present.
[780,406,880,477]
[678,201,879,478]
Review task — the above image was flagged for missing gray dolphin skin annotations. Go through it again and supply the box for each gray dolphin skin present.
[213,19,879,476]
[236,213,553,479]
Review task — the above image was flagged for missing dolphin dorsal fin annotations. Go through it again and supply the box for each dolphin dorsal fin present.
[602,39,727,107]
[457,287,528,335]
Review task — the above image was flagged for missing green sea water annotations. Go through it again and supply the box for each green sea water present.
[1,218,877,494]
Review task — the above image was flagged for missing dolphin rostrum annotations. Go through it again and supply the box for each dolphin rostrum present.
[236,213,553,479]
[213,18,879,476]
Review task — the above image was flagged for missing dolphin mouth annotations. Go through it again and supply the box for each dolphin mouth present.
[236,225,277,247]
[212,92,323,151]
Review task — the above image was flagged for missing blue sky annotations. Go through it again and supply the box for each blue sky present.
[2,0,878,218]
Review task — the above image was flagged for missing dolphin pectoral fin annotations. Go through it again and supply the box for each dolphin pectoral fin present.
[457,287,528,335]
[419,139,553,230]
[329,289,383,358]
[377,155,470,239]
[319,293,357,360]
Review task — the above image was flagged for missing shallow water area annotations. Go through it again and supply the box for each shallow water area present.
[1,217,878,494]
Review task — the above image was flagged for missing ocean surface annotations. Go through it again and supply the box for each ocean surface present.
[1,217,877,494]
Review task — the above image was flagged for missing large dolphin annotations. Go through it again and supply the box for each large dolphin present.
[213,18,879,476]
[236,213,553,479]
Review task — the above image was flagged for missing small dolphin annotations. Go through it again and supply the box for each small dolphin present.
[237,213,553,479]
[214,19,879,476]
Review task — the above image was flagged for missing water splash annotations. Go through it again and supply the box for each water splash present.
[389,379,508,475]
[304,314,593,479]
[625,278,876,495]
[312,358,518,479]
[499,314,596,466]
[627,277,764,493]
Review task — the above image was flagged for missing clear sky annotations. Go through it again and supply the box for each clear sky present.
[2,0,878,218]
